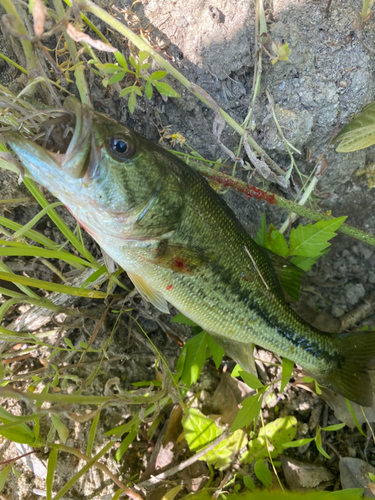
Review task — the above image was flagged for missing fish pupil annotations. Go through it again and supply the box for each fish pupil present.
[113,139,128,153]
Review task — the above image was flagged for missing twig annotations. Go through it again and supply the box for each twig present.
[137,429,231,488]
[244,245,269,290]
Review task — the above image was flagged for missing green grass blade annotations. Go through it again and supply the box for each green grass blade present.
[46,448,58,500]
[0,246,95,268]
[87,411,100,457]
[11,201,63,239]
[23,178,98,266]
[0,271,107,298]
[0,215,63,250]
[0,286,59,310]
[0,260,40,299]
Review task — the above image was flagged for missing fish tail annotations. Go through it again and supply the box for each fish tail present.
[314,331,375,406]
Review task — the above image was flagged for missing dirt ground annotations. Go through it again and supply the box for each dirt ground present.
[1,0,375,498]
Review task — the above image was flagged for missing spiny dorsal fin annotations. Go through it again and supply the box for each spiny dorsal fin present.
[127,271,170,314]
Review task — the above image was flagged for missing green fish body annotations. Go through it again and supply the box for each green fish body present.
[7,98,375,406]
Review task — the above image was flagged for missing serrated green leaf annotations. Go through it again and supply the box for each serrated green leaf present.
[334,101,375,152]
[280,357,294,392]
[290,255,320,272]
[182,408,222,451]
[206,335,225,369]
[108,72,126,85]
[177,332,208,388]
[115,430,137,461]
[246,416,297,462]
[266,224,289,257]
[150,70,167,80]
[128,92,137,114]
[254,459,272,487]
[230,395,262,432]
[238,370,264,390]
[153,81,180,98]
[289,217,346,257]
[51,414,69,444]
[114,51,128,70]
[145,80,153,99]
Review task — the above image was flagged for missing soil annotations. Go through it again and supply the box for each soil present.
[1,0,375,498]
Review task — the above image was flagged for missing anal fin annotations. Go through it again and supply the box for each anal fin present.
[127,271,170,314]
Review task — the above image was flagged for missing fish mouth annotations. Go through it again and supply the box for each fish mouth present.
[7,97,95,181]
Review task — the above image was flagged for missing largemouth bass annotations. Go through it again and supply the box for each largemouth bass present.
[7,98,375,406]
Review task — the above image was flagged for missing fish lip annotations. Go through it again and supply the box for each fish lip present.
[6,97,94,181]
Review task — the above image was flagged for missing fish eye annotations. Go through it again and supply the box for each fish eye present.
[108,136,134,159]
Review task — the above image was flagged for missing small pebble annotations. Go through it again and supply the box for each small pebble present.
[339,81,347,88]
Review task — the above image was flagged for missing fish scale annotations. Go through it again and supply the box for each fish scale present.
[7,97,375,406]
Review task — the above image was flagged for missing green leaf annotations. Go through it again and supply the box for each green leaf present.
[87,411,100,457]
[334,101,375,152]
[150,70,167,80]
[230,395,262,432]
[115,430,137,461]
[177,332,208,388]
[182,408,222,451]
[119,86,135,97]
[153,81,180,98]
[114,51,128,70]
[128,92,137,114]
[231,364,242,378]
[266,224,289,257]
[321,422,345,432]
[96,63,121,73]
[0,463,12,491]
[345,398,366,436]
[141,63,151,70]
[129,55,137,69]
[282,437,314,448]
[254,459,272,487]
[46,448,58,500]
[315,432,331,460]
[206,335,225,369]
[138,50,150,64]
[238,370,264,390]
[108,72,126,85]
[280,357,294,392]
[51,414,69,444]
[289,217,346,257]
[243,475,255,490]
[133,86,143,96]
[171,313,197,326]
[203,429,248,470]
[145,80,153,99]
[290,255,320,272]
[0,406,36,444]
[246,416,297,462]
[328,489,365,499]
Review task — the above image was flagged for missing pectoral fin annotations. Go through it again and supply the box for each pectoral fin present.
[127,271,170,314]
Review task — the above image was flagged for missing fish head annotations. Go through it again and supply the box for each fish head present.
[6,98,185,244]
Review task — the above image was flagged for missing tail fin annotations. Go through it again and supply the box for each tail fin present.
[315,331,375,407]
